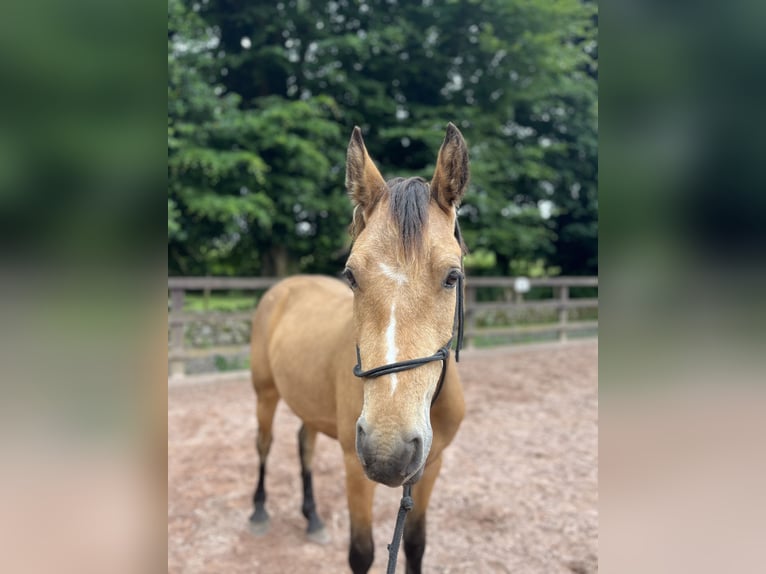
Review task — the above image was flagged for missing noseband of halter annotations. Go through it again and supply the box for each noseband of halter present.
[352,223,465,407]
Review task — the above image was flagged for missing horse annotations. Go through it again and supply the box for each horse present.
[248,123,470,574]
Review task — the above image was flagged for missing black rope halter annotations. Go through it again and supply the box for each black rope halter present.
[352,271,463,405]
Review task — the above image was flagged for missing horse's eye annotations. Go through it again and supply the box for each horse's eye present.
[443,269,461,289]
[343,268,358,290]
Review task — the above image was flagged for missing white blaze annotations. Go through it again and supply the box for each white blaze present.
[379,262,408,285]
[385,303,398,395]
[379,263,406,396]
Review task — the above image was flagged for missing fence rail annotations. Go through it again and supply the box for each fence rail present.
[168,275,598,382]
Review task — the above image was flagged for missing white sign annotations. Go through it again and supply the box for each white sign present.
[514,276,531,294]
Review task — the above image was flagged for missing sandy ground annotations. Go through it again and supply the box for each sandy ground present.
[168,340,598,574]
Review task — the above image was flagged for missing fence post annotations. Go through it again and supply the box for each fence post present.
[169,287,185,379]
[557,284,569,342]
[203,276,211,311]
[464,283,477,349]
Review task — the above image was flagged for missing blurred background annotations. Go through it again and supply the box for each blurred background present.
[600,1,766,572]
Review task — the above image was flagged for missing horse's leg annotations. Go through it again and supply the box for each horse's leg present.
[249,385,279,535]
[298,424,330,544]
[403,455,443,574]
[344,452,376,574]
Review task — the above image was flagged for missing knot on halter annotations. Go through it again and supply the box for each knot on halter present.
[400,493,414,512]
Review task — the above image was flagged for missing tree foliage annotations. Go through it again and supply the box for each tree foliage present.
[168,0,597,277]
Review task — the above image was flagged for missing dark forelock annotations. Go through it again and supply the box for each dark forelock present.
[387,176,431,257]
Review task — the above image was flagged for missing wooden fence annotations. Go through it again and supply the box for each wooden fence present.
[168,275,597,382]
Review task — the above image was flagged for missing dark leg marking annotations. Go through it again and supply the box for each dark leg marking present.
[349,525,374,574]
[249,462,270,534]
[298,425,329,543]
[403,513,426,574]
[249,385,277,535]
[301,469,324,532]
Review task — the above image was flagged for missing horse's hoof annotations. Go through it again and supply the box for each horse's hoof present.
[248,509,270,536]
[307,526,331,545]
[248,518,270,536]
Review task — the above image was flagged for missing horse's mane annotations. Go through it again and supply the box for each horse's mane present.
[387,176,430,258]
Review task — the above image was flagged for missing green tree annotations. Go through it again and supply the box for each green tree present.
[169,0,598,277]
[168,0,346,276]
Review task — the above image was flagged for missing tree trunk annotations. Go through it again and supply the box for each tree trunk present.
[265,244,290,278]
[496,253,511,275]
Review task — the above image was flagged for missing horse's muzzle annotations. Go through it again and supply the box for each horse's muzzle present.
[355,419,424,487]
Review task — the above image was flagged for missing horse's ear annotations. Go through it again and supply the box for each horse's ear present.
[431,123,470,211]
[346,127,387,233]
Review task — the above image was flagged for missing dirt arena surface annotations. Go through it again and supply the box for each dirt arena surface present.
[168,340,598,574]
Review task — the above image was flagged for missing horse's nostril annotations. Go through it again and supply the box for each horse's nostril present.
[355,419,370,468]
[402,436,423,478]
[356,421,367,440]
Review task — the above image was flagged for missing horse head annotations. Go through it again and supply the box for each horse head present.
[344,123,469,487]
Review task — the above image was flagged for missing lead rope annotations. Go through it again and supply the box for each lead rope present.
[386,484,414,574]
